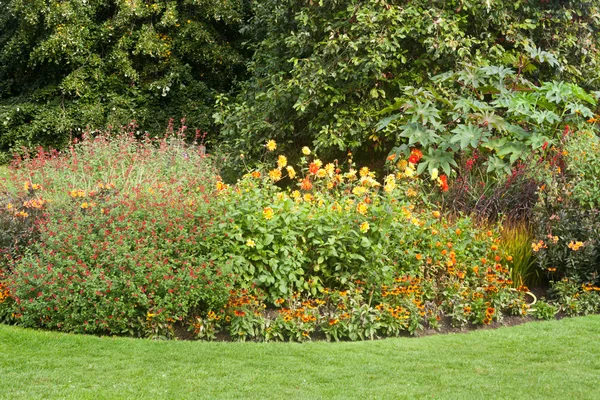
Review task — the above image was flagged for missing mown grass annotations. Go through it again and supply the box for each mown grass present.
[1,316,599,399]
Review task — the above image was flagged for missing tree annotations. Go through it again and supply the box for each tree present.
[0,0,250,162]
[215,0,600,165]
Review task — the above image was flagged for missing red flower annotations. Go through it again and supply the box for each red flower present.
[439,175,449,192]
[408,148,423,164]
[234,310,246,317]
[309,162,319,175]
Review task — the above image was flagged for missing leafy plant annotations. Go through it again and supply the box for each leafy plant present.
[500,221,540,288]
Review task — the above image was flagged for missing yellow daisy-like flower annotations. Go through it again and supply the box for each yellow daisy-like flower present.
[313,159,323,168]
[266,140,277,151]
[352,186,367,196]
[269,168,282,181]
[277,155,288,169]
[286,166,296,179]
[383,183,395,193]
[406,188,417,197]
[316,169,327,178]
[216,181,228,191]
[345,169,357,180]
[356,202,368,215]
[359,166,370,177]
[263,207,274,220]
[397,160,408,170]
[360,221,370,233]
[303,193,314,203]
[246,239,256,248]
[324,163,335,177]
[291,190,301,199]
[302,146,311,155]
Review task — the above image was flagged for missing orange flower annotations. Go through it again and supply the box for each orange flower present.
[309,162,320,175]
[234,310,246,317]
[251,171,261,179]
[300,177,313,191]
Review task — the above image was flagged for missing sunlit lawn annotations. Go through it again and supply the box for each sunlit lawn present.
[1,315,599,399]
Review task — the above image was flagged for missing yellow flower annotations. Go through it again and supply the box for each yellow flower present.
[277,155,288,169]
[432,210,441,218]
[360,221,370,233]
[313,159,323,168]
[216,181,228,191]
[324,163,335,177]
[291,190,301,199]
[567,241,584,251]
[286,166,296,179]
[266,140,277,151]
[352,186,367,196]
[316,169,327,178]
[302,146,311,155]
[356,202,368,215]
[263,207,274,220]
[430,168,439,180]
[303,193,314,203]
[531,240,547,252]
[359,166,370,177]
[6,203,13,210]
[343,170,356,182]
[246,239,256,248]
[406,188,417,197]
[269,168,282,181]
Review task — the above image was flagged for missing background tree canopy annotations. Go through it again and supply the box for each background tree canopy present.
[0,0,249,162]
[215,0,600,165]
[1,0,599,165]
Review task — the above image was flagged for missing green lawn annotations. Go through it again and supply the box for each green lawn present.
[1,316,599,399]
[0,165,7,178]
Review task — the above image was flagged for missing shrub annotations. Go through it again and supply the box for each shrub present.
[210,142,511,300]
[0,130,232,337]
[549,279,600,316]
[533,128,600,284]
[531,299,559,321]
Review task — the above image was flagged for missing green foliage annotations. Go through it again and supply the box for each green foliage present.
[549,279,600,316]
[210,144,507,300]
[216,0,600,166]
[531,299,559,321]
[382,67,597,178]
[533,129,600,284]
[0,0,249,162]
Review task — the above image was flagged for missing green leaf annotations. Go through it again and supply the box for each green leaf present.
[450,124,488,149]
